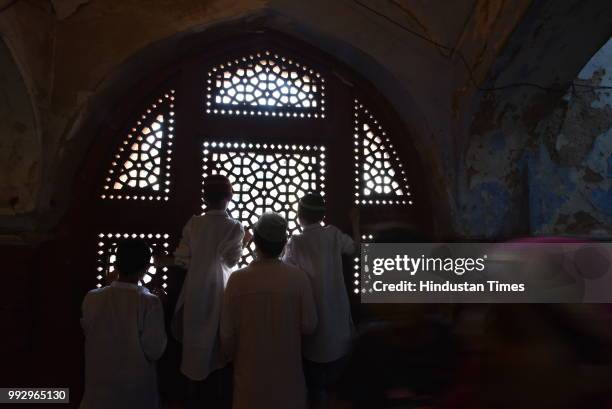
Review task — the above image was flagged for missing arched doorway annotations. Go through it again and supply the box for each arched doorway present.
[67,31,433,298]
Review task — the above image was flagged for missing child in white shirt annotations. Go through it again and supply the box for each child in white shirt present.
[282,193,359,407]
[81,239,167,409]
[221,212,318,409]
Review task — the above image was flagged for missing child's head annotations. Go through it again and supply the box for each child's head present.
[297,193,326,226]
[115,239,152,282]
[253,212,288,259]
[203,174,233,209]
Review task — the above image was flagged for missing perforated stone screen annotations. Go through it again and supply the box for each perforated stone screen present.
[96,233,171,289]
[354,99,412,205]
[202,141,326,266]
[102,90,175,201]
[205,51,326,118]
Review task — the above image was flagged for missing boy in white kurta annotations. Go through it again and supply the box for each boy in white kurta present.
[173,175,247,385]
[282,193,359,407]
[81,239,167,409]
[220,213,318,409]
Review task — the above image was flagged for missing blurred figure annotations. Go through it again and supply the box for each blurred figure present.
[283,193,359,408]
[325,227,612,409]
[80,239,167,409]
[473,303,612,409]
[333,319,460,409]
[330,224,462,409]
[221,213,318,409]
[471,238,612,408]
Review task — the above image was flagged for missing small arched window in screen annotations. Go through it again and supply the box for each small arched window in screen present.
[353,99,412,205]
[102,90,175,201]
[202,141,326,266]
[96,233,171,289]
[205,51,326,118]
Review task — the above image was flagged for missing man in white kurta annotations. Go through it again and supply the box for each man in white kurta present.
[81,240,167,409]
[220,213,318,409]
[173,209,244,380]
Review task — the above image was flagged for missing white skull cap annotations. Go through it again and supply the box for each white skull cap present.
[254,212,288,243]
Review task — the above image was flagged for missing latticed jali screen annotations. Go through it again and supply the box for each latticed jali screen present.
[102,90,175,201]
[353,99,412,205]
[96,233,171,289]
[95,51,418,292]
[205,51,326,118]
[202,141,326,266]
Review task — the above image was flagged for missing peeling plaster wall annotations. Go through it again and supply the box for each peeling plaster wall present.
[0,39,39,215]
[458,37,612,238]
[456,0,612,239]
[0,1,54,220]
[528,39,612,235]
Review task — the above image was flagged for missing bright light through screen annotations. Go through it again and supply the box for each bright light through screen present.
[98,233,170,289]
[202,141,326,267]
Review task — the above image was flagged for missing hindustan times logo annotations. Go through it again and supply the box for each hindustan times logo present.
[371,254,488,276]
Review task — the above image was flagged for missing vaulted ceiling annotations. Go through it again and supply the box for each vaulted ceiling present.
[0,0,610,236]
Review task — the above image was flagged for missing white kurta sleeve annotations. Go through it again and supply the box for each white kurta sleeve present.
[140,296,167,362]
[174,216,194,268]
[220,223,244,268]
[220,277,236,359]
[337,226,356,255]
[281,237,298,267]
[300,273,318,335]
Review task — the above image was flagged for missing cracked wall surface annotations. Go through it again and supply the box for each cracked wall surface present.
[528,39,612,235]
[456,0,612,238]
[458,37,611,238]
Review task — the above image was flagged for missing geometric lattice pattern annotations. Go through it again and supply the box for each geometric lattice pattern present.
[205,51,325,118]
[354,99,412,205]
[96,233,171,290]
[202,141,326,267]
[353,233,375,295]
[102,90,175,201]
